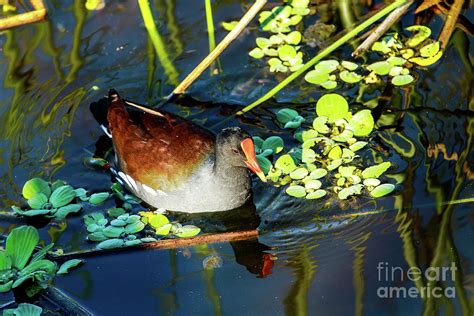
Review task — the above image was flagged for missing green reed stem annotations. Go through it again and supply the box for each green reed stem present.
[138,0,179,85]
[205,0,221,73]
[237,0,408,115]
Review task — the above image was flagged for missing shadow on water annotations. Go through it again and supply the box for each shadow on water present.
[0,0,473,315]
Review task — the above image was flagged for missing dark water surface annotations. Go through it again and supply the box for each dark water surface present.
[0,0,473,315]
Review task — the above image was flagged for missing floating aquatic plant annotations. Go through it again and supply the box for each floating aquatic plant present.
[248,0,310,73]
[84,208,201,250]
[254,93,396,200]
[0,226,82,296]
[303,25,442,89]
[3,303,43,316]
[11,178,111,219]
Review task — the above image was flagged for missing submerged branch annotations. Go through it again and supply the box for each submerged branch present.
[352,1,413,57]
[438,0,465,49]
[50,229,259,260]
[0,0,46,30]
[41,286,93,316]
[172,0,267,95]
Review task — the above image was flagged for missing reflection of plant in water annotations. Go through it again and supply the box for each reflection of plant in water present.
[254,93,395,200]
[283,246,316,316]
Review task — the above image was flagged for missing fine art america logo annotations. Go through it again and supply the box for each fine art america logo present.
[377,262,456,298]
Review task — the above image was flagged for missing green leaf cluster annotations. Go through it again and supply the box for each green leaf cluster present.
[12,178,111,219]
[0,226,82,296]
[252,93,396,200]
[249,0,310,73]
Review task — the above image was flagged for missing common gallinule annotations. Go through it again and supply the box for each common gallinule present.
[100,89,265,213]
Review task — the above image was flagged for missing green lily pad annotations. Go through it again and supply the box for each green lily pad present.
[306,189,326,199]
[286,185,306,198]
[3,303,43,316]
[301,129,319,142]
[57,259,83,275]
[89,192,110,205]
[55,204,82,219]
[156,223,172,235]
[341,148,355,162]
[361,162,391,179]
[419,41,440,57]
[6,226,39,270]
[405,25,431,47]
[284,116,304,129]
[349,141,368,152]
[387,56,406,66]
[22,178,51,200]
[276,108,299,124]
[27,193,48,209]
[252,136,264,149]
[312,116,330,134]
[302,148,316,163]
[304,179,322,190]
[110,219,127,227]
[392,74,414,86]
[249,48,264,59]
[332,129,353,142]
[320,80,337,90]
[305,69,330,85]
[363,178,381,186]
[316,94,349,123]
[175,225,201,238]
[125,221,145,234]
[348,110,374,136]
[97,239,124,250]
[84,212,105,225]
[262,136,284,154]
[341,60,358,70]
[108,208,126,217]
[327,158,343,170]
[256,155,272,175]
[339,71,362,83]
[338,166,356,177]
[366,61,392,75]
[275,154,297,174]
[103,226,125,238]
[50,185,76,208]
[290,168,309,180]
[314,60,339,73]
[328,146,342,159]
[338,184,363,200]
[309,168,327,179]
[409,51,442,66]
[285,31,302,45]
[370,183,395,197]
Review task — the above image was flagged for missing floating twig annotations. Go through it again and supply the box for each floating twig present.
[50,229,259,260]
[352,1,413,57]
[124,100,166,117]
[172,0,268,95]
[0,0,46,30]
[438,0,465,49]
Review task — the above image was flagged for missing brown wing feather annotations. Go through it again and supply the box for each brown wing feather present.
[107,93,215,191]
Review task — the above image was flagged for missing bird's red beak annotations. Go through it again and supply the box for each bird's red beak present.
[241,138,267,182]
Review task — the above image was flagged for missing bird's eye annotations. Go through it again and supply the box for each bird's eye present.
[232,148,240,154]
